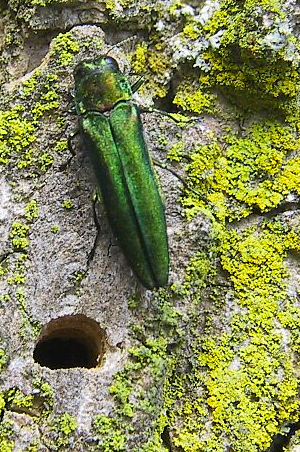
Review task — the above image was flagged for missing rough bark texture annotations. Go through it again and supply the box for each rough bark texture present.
[1,1,300,451]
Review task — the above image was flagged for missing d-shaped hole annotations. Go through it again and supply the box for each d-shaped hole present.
[33,315,106,370]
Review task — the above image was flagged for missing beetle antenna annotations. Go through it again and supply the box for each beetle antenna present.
[105,36,137,56]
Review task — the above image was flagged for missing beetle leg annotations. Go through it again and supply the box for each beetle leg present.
[87,189,102,265]
[131,76,145,93]
[68,106,77,115]
[0,251,10,264]
[59,128,79,170]
[153,158,206,202]
[139,107,188,123]
[140,107,199,125]
[67,128,79,157]
[67,90,76,115]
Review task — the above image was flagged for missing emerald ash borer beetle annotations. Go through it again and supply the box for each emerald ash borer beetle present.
[73,55,169,289]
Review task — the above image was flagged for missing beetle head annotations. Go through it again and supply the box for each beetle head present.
[74,56,132,113]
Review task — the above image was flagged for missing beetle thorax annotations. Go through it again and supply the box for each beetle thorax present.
[75,67,133,113]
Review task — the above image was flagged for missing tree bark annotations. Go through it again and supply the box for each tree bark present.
[1,1,300,451]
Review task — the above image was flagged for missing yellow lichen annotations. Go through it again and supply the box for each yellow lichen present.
[173,80,214,114]
[183,121,300,220]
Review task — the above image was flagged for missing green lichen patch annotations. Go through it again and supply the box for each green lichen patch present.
[24,200,38,222]
[93,415,126,451]
[0,106,36,165]
[50,225,60,233]
[6,388,34,412]
[62,198,74,209]
[173,79,215,115]
[88,229,219,450]
[26,410,79,450]
[54,139,68,154]
[0,421,14,452]
[9,222,30,252]
[201,0,300,114]
[0,72,61,173]
[163,108,300,451]
[89,290,183,450]
[165,0,300,117]
[21,71,42,98]
[160,223,300,452]
[129,1,300,120]
[1,202,44,340]
[49,413,77,449]
[132,42,173,99]
[0,26,95,175]
[0,378,74,451]
[183,121,300,221]
[50,32,80,66]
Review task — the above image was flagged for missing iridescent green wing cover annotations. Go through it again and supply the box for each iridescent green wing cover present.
[110,102,169,286]
[80,104,169,289]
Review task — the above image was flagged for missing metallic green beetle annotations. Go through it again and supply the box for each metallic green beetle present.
[73,55,169,289]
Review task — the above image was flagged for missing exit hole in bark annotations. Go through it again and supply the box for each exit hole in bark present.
[33,315,106,369]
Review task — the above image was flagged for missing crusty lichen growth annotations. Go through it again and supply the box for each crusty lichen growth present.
[146,218,300,452]
[0,107,36,165]
[1,207,41,340]
[156,2,300,447]
[0,351,15,451]
[0,422,14,452]
[89,290,183,451]
[0,76,60,173]
[48,413,78,449]
[130,0,300,120]
[200,0,300,116]
[50,32,80,66]
[163,106,300,451]
[181,121,300,221]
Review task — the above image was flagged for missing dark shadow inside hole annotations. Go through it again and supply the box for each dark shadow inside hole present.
[0,0,7,10]
[34,335,93,369]
[154,80,178,114]
[33,315,106,370]
[161,426,172,451]
[267,421,300,452]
